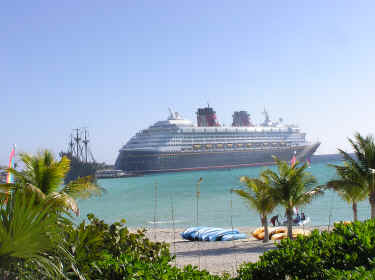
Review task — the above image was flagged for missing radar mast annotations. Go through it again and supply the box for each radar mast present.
[261,108,271,126]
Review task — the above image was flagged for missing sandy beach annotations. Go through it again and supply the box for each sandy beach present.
[142,225,329,276]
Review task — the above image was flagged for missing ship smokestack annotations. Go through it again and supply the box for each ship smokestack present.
[232,111,253,127]
[196,106,220,127]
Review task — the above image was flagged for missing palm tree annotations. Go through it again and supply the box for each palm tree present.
[0,190,75,279]
[0,150,103,215]
[337,133,375,218]
[327,161,368,222]
[233,174,277,242]
[263,156,323,239]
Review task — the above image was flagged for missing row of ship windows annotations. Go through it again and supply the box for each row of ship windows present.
[187,142,292,150]
[179,133,299,137]
[139,132,301,138]
[129,139,304,145]
[145,128,299,134]
[132,136,304,144]
[173,137,303,143]
[136,132,303,137]
[130,138,303,145]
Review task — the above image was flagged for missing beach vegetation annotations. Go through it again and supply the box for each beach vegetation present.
[336,133,375,218]
[0,190,75,279]
[63,213,171,278]
[93,253,229,279]
[0,150,232,279]
[235,220,375,280]
[233,175,277,242]
[0,201,229,279]
[62,214,229,279]
[0,150,103,215]
[327,161,368,221]
[262,156,323,239]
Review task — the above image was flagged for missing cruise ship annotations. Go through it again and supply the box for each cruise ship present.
[115,107,320,173]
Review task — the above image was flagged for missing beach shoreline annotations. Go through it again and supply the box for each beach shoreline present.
[134,225,328,276]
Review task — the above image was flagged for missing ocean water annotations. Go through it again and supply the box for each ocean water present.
[75,161,371,228]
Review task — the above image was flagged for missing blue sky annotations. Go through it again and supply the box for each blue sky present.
[1,1,374,164]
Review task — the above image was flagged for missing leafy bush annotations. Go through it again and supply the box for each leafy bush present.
[63,213,171,278]
[94,253,229,280]
[63,214,228,279]
[0,191,75,279]
[235,220,375,280]
[323,266,375,280]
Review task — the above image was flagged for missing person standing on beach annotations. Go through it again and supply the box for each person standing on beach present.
[270,215,279,226]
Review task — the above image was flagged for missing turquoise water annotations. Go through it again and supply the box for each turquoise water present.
[76,161,371,228]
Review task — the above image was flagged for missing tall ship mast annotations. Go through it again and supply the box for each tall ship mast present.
[115,107,320,173]
[60,128,98,183]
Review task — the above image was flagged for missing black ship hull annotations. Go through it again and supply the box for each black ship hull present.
[115,142,320,174]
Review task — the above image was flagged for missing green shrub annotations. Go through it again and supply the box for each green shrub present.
[93,252,229,280]
[63,214,228,279]
[323,266,375,280]
[0,191,75,280]
[63,214,171,278]
[235,220,375,280]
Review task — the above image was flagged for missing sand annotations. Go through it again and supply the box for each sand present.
[141,225,329,276]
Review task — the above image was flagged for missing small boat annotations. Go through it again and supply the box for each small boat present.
[282,216,311,226]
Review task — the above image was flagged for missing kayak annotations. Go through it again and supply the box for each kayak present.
[181,227,246,241]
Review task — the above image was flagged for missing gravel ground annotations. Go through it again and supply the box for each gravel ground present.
[139,225,328,276]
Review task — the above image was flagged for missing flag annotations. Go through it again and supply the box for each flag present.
[307,157,311,167]
[6,145,16,184]
[290,151,297,167]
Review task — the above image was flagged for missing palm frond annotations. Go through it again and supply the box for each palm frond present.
[0,189,78,279]
[17,151,71,195]
[0,183,15,194]
[303,186,325,199]
[61,176,104,200]
[23,183,47,200]
[327,161,368,205]
[0,192,61,269]
[8,150,103,216]
[47,192,79,216]
[232,189,258,209]
[234,175,277,216]
[263,156,322,210]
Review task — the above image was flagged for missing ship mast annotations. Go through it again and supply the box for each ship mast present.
[168,107,176,119]
[83,129,89,163]
[68,128,95,163]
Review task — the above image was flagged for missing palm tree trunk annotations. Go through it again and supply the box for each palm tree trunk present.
[369,192,375,219]
[262,215,269,243]
[352,202,358,222]
[286,208,293,239]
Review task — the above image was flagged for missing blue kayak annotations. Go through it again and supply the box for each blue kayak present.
[200,228,224,241]
[181,226,205,240]
[181,227,246,241]
[221,233,247,241]
[208,229,240,241]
